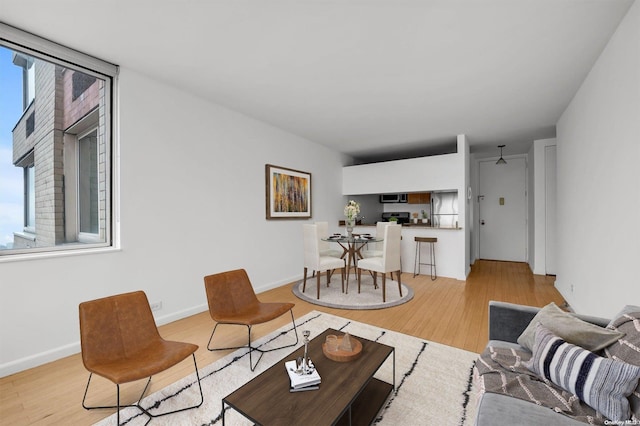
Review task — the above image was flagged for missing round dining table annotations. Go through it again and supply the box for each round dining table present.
[322,234,383,292]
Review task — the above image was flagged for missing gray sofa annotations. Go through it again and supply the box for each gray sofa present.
[474,301,611,426]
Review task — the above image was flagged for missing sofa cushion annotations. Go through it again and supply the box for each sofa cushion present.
[528,324,640,422]
[517,302,624,352]
[604,307,640,421]
[475,392,588,426]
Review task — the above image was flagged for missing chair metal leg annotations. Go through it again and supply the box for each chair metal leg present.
[207,310,299,371]
[135,354,203,420]
[82,353,203,425]
[82,373,152,425]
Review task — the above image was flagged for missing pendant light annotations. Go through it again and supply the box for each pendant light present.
[496,145,507,164]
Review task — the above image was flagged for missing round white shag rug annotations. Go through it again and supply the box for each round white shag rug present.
[292,273,413,309]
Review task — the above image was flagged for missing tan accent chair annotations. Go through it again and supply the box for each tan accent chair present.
[357,224,403,302]
[79,291,203,425]
[204,269,298,371]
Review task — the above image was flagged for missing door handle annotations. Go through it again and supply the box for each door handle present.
[480,220,485,225]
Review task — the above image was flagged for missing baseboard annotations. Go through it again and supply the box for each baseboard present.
[0,303,211,378]
[255,274,301,294]
[0,279,299,378]
[153,303,208,326]
[0,341,80,378]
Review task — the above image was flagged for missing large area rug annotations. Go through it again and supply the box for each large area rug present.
[95,311,479,426]
[292,274,414,309]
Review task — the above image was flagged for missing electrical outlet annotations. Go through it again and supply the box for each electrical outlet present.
[150,301,162,312]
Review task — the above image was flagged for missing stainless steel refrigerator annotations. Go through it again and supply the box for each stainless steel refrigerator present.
[430,191,459,228]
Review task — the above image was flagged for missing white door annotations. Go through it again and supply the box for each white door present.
[545,146,557,275]
[478,157,527,261]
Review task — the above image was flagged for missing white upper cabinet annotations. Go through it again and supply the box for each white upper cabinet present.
[342,152,463,195]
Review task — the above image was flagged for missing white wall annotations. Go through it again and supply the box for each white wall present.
[531,138,557,275]
[462,135,471,275]
[527,143,536,272]
[469,154,478,264]
[555,1,640,317]
[0,68,347,376]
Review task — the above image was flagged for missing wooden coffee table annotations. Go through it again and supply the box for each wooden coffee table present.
[222,328,395,425]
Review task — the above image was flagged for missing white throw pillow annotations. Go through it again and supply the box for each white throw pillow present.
[517,302,623,352]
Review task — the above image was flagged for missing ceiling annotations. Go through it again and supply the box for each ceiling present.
[1,0,634,163]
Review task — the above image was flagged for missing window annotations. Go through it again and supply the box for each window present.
[72,72,97,101]
[24,165,35,232]
[0,23,118,256]
[12,52,35,108]
[78,129,99,236]
[25,111,34,137]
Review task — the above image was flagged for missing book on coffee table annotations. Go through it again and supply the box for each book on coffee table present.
[289,384,319,392]
[285,360,321,390]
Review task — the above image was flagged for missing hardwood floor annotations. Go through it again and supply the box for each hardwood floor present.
[0,260,565,425]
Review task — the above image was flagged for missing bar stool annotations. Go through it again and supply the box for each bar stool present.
[413,237,437,280]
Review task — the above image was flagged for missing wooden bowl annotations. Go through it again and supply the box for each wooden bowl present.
[322,336,363,362]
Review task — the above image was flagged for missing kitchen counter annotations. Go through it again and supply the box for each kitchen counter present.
[402,223,462,230]
[330,223,466,280]
[338,222,462,230]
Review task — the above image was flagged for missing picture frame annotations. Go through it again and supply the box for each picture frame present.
[265,164,312,219]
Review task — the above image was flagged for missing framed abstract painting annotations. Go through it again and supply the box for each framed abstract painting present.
[265,164,312,219]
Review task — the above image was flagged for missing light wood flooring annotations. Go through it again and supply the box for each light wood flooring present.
[0,260,564,425]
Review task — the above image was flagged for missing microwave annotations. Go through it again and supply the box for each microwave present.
[379,193,407,203]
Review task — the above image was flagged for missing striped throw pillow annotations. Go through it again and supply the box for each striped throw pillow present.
[528,324,640,422]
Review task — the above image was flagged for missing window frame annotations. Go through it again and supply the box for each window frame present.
[0,23,119,259]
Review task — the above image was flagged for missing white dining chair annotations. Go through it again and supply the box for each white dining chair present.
[315,221,343,258]
[361,221,392,259]
[356,224,402,302]
[303,224,346,299]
